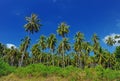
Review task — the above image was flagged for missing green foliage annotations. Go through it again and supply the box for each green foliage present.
[115,46,120,62]
[95,65,104,79]
[15,64,61,77]
[103,68,120,80]
[0,59,14,76]
[14,64,79,78]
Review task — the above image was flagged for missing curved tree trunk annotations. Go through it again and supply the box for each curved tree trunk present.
[19,37,30,67]
[62,41,65,68]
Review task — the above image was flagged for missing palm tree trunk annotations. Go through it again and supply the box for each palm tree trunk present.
[52,49,54,66]
[19,37,30,67]
[62,41,65,68]
[78,51,81,68]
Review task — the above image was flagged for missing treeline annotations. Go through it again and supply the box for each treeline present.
[0,13,120,70]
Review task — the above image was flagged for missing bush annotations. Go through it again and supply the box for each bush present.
[15,64,62,77]
[14,64,120,81]
[0,59,14,76]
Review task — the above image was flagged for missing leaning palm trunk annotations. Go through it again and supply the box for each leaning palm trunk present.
[19,52,25,67]
[62,42,65,68]
[19,37,29,67]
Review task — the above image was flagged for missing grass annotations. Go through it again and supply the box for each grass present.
[0,63,120,81]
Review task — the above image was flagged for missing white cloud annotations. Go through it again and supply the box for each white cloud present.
[103,33,120,46]
[6,43,17,49]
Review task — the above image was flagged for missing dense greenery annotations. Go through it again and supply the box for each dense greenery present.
[0,59,14,76]
[0,63,120,81]
[1,13,120,80]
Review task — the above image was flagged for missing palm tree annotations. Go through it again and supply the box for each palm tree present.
[38,35,47,64]
[0,43,6,58]
[74,31,84,68]
[57,42,62,67]
[97,47,108,66]
[19,36,30,67]
[82,42,91,68]
[24,14,42,34]
[62,38,71,67]
[31,44,41,63]
[105,36,116,47]
[105,36,116,68]
[57,22,69,68]
[57,38,70,67]
[20,13,42,67]
[92,33,100,54]
[92,33,100,66]
[47,34,57,66]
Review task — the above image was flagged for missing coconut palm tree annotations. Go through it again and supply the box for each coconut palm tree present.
[19,36,30,67]
[38,35,47,64]
[74,31,84,68]
[31,44,41,63]
[0,43,6,58]
[105,36,116,68]
[82,42,91,68]
[92,33,100,66]
[24,14,42,34]
[57,22,69,68]
[105,36,116,47]
[47,34,57,66]
[58,38,70,67]
[92,33,100,54]
[57,42,62,67]
[20,13,42,67]
[97,47,107,66]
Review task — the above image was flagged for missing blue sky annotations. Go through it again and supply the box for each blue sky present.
[0,0,120,52]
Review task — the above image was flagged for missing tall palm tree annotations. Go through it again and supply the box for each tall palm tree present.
[92,34,100,53]
[38,35,47,64]
[97,47,107,66]
[20,13,42,67]
[24,14,42,34]
[31,44,41,63]
[19,36,30,67]
[47,34,57,66]
[57,22,69,68]
[57,42,62,67]
[74,31,84,68]
[92,34,100,66]
[61,38,71,67]
[82,42,91,68]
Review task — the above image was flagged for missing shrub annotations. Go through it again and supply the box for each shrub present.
[0,59,14,76]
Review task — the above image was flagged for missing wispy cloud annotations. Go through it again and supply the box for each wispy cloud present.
[103,33,120,46]
[6,43,17,48]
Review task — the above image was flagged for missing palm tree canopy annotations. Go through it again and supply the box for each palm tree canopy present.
[74,32,84,52]
[105,36,116,46]
[24,14,42,34]
[31,44,41,56]
[47,34,57,51]
[92,33,100,52]
[57,22,69,38]
[38,35,47,50]
[92,33,99,43]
